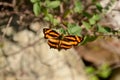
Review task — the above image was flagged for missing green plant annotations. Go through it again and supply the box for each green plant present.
[30,0,120,45]
[86,64,112,80]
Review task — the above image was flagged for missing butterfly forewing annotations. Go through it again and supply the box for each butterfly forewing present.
[64,35,83,46]
[75,36,83,43]
[43,28,60,39]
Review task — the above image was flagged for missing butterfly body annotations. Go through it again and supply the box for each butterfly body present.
[43,28,83,51]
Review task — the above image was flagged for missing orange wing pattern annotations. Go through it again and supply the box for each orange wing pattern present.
[43,28,83,51]
[43,28,60,39]
[64,35,83,46]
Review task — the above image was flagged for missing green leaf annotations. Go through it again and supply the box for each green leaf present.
[85,66,96,74]
[81,35,97,45]
[63,9,71,18]
[67,23,82,36]
[82,21,92,30]
[90,75,99,80]
[46,1,60,9]
[82,12,92,18]
[97,64,111,78]
[59,28,67,34]
[96,2,103,12]
[92,0,97,2]
[89,14,101,25]
[33,2,41,16]
[93,14,101,21]
[97,25,111,33]
[44,13,59,26]
[44,13,54,21]
[74,0,83,13]
[52,18,59,26]
[30,0,40,3]
[89,18,96,25]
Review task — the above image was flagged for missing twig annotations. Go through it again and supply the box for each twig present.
[12,0,16,7]
[0,2,13,7]
[2,16,13,39]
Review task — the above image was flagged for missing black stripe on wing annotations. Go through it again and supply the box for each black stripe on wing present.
[43,28,60,39]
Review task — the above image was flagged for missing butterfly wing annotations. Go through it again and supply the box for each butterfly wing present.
[47,38,59,49]
[64,35,83,46]
[59,40,72,50]
[43,28,60,39]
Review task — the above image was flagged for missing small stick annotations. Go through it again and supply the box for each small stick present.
[2,16,13,39]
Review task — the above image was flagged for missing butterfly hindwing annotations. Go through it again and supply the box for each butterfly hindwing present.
[59,40,72,50]
[47,39,59,49]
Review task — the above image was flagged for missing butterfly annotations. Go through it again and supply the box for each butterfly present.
[43,28,83,51]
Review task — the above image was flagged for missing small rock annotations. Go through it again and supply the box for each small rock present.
[30,22,41,32]
[2,26,14,36]
[13,30,35,46]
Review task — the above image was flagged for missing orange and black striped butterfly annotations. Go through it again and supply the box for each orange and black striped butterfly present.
[43,28,83,51]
